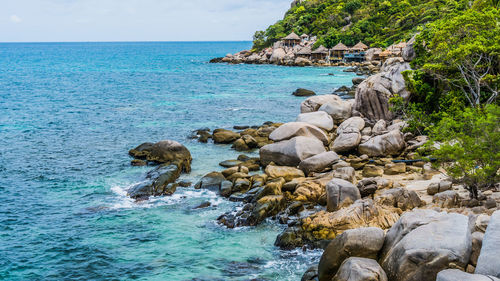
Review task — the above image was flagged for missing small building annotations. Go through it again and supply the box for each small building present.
[379,49,392,62]
[331,42,349,60]
[296,46,312,58]
[351,41,369,53]
[311,45,329,61]
[282,32,301,47]
[344,41,369,62]
[301,34,309,43]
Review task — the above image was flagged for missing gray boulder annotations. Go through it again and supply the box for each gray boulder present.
[333,257,388,281]
[296,111,334,131]
[372,120,387,135]
[326,178,361,211]
[402,34,417,62]
[318,99,353,123]
[380,209,472,281]
[358,130,405,157]
[260,136,326,167]
[127,164,180,199]
[194,171,226,192]
[299,151,340,175]
[476,210,500,278]
[336,117,365,134]
[269,122,329,145]
[293,88,316,97]
[270,48,286,63]
[437,269,500,281]
[301,95,343,113]
[470,232,484,266]
[318,227,386,281]
[332,132,361,153]
[353,59,411,121]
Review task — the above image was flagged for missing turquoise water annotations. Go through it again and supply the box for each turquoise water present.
[0,42,356,280]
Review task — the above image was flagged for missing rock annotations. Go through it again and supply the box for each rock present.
[270,48,286,63]
[131,159,147,166]
[475,214,491,232]
[260,136,326,167]
[352,77,365,86]
[402,35,417,62]
[427,181,453,195]
[293,88,316,97]
[295,57,313,66]
[294,177,331,204]
[265,164,305,181]
[127,164,180,199]
[296,111,334,131]
[365,48,383,62]
[476,210,500,277]
[219,159,243,168]
[353,59,411,121]
[326,178,362,212]
[375,188,422,211]
[231,138,249,151]
[212,129,240,144]
[319,100,353,123]
[332,166,356,183]
[358,130,405,157]
[269,122,329,145]
[433,190,460,208]
[337,117,365,134]
[361,126,372,136]
[301,95,343,113]
[437,269,500,281]
[193,201,211,209]
[129,140,192,172]
[384,162,406,175]
[362,165,384,177]
[318,227,385,281]
[333,257,388,281]
[372,120,387,135]
[221,166,250,178]
[220,180,233,197]
[357,178,378,197]
[247,195,286,225]
[331,132,361,153]
[302,265,319,281]
[387,121,407,132]
[299,151,340,175]
[178,180,192,187]
[380,210,472,281]
[194,172,226,192]
[470,232,484,266]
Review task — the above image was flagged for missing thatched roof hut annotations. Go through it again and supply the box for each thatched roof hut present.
[332,42,349,51]
[312,45,329,54]
[297,46,312,56]
[351,41,369,51]
[301,34,309,39]
[283,32,301,40]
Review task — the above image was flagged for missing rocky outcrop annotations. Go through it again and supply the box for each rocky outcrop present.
[127,164,180,199]
[333,258,388,281]
[380,210,472,281]
[212,129,240,144]
[353,58,411,121]
[301,95,344,113]
[318,99,354,123]
[260,136,326,166]
[358,130,405,157]
[476,210,500,278]
[299,151,340,175]
[269,122,329,145]
[194,171,226,192]
[331,117,365,153]
[296,111,334,131]
[437,269,500,281]
[326,178,361,211]
[129,140,192,172]
[318,227,385,281]
[264,164,305,181]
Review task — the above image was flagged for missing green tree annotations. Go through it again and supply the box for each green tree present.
[428,104,500,198]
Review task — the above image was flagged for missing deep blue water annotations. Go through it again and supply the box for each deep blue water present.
[0,42,355,280]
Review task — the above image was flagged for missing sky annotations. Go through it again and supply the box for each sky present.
[0,0,292,42]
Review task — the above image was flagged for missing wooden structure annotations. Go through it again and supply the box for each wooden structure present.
[331,42,349,60]
[301,34,309,43]
[350,41,369,53]
[344,41,369,62]
[282,32,301,47]
[379,49,391,62]
[311,45,329,61]
[296,46,312,58]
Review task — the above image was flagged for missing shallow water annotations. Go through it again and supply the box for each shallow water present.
[0,42,356,280]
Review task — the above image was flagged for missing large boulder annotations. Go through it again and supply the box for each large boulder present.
[270,48,286,63]
[296,111,334,131]
[127,164,180,199]
[265,164,305,181]
[353,59,411,121]
[437,269,500,281]
[333,257,388,281]
[358,130,405,157]
[402,34,417,62]
[194,171,226,192]
[299,151,340,175]
[375,188,422,211]
[331,117,365,152]
[129,140,192,172]
[269,122,329,145]
[301,95,343,113]
[318,99,353,123]
[293,88,316,97]
[260,136,326,167]
[476,210,500,278]
[380,210,472,281]
[318,227,385,281]
[212,129,240,144]
[326,178,361,211]
[336,117,365,134]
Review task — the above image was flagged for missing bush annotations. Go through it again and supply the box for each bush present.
[428,104,500,198]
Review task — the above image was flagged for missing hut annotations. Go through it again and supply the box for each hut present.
[331,42,349,60]
[379,49,392,62]
[301,34,309,43]
[296,46,312,58]
[311,45,329,61]
[350,41,369,53]
[282,32,301,47]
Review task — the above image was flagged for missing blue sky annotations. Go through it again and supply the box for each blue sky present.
[0,0,291,42]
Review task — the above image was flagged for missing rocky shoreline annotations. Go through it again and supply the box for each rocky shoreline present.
[125,53,500,281]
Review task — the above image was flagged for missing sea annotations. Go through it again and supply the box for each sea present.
[0,42,356,280]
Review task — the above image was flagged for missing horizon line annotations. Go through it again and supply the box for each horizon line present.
[0,40,254,44]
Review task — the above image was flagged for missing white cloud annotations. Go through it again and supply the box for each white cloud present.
[10,14,22,23]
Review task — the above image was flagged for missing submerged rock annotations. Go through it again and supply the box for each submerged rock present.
[127,164,180,199]
[293,88,316,97]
